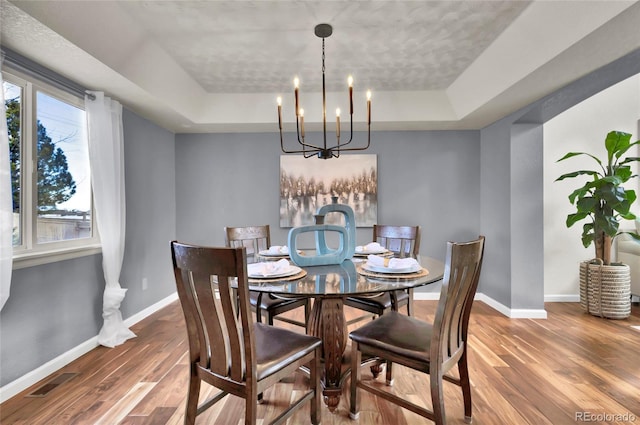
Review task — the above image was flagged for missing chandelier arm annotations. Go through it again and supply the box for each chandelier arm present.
[336,112,355,148]
[295,134,325,151]
[293,115,324,151]
[325,117,371,154]
[280,125,325,154]
[280,128,308,154]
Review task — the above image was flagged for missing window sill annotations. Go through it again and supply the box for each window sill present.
[12,244,102,270]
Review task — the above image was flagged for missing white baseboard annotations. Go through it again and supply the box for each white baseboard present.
[544,294,580,302]
[123,292,178,328]
[412,292,441,300]
[475,293,547,319]
[0,335,100,404]
[0,292,178,404]
[414,291,548,319]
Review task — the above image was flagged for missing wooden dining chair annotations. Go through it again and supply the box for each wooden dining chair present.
[225,225,310,329]
[171,241,322,425]
[349,236,485,425]
[344,224,421,320]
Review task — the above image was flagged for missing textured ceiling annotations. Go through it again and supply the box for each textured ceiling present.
[117,1,529,93]
[2,0,639,133]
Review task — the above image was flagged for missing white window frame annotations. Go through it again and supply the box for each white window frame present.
[4,68,101,269]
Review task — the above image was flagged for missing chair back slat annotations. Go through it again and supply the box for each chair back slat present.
[432,236,485,364]
[373,225,421,258]
[171,242,254,383]
[225,225,270,263]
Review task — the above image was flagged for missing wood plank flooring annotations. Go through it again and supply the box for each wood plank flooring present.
[1,300,639,425]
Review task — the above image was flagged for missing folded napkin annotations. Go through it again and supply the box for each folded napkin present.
[248,259,290,276]
[267,245,289,255]
[355,242,384,253]
[367,255,420,269]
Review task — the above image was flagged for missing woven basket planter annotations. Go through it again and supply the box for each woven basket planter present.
[579,259,631,319]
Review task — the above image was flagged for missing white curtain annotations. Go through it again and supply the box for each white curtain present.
[85,91,135,347]
[1,74,13,311]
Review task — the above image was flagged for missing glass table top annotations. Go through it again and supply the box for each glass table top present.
[246,256,445,296]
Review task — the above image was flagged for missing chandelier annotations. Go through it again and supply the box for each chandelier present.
[277,23,371,159]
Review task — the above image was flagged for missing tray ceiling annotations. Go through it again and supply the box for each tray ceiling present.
[2,0,639,133]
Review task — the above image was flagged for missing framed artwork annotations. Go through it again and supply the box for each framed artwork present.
[279,154,377,227]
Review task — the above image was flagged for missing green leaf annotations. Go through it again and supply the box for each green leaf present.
[619,154,640,165]
[614,165,633,182]
[626,189,637,204]
[567,212,588,227]
[620,212,637,220]
[576,196,598,212]
[621,231,640,241]
[568,188,586,205]
[613,191,636,216]
[555,170,599,181]
[581,232,594,248]
[599,183,625,204]
[595,214,619,236]
[606,131,631,160]
[557,151,602,167]
[598,175,623,185]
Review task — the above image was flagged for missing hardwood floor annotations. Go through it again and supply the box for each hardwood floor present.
[2,300,639,425]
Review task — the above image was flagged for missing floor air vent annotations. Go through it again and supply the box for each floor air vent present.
[27,372,80,397]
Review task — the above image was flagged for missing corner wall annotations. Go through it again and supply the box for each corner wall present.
[479,49,640,311]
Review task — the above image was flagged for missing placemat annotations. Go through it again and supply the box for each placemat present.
[248,269,307,283]
[353,251,394,258]
[256,254,290,261]
[356,265,429,279]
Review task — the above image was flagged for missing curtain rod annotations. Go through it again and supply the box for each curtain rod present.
[1,46,96,100]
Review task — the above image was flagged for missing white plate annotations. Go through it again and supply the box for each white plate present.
[355,248,389,255]
[258,250,289,257]
[362,263,421,274]
[248,265,302,279]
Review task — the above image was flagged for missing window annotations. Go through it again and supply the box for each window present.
[3,70,100,268]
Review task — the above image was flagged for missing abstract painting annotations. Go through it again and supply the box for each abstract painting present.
[280,154,377,227]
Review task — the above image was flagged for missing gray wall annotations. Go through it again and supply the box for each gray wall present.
[119,109,177,317]
[1,255,105,386]
[0,109,177,386]
[174,129,482,289]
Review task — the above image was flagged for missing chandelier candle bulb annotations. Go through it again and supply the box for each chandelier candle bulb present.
[348,75,354,115]
[294,77,300,117]
[367,90,372,124]
[277,96,282,130]
[336,108,341,138]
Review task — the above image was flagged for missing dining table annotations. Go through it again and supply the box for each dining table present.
[247,253,445,411]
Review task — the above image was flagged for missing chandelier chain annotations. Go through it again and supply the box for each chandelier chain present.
[322,38,325,74]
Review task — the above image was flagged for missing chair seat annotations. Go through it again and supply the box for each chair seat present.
[249,290,304,310]
[346,290,408,310]
[349,310,433,365]
[254,323,321,380]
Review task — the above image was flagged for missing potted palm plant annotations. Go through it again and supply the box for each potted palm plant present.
[556,130,640,319]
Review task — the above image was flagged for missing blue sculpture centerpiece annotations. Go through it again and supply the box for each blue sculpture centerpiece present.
[288,198,356,266]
